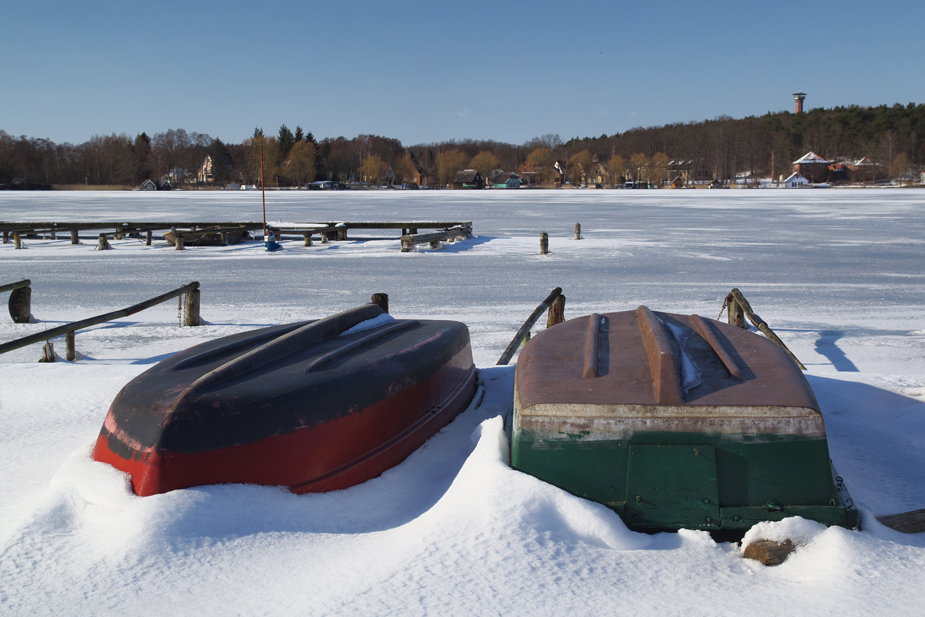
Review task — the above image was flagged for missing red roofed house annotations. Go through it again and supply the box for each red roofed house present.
[793,152,829,183]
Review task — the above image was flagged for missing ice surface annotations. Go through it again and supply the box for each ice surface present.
[1,189,924,615]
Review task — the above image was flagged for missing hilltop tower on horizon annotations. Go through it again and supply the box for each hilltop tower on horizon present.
[794,91,806,114]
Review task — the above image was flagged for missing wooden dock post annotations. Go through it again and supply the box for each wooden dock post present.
[50,229,57,240]
[547,294,566,327]
[114,228,123,240]
[575,223,582,240]
[2,231,8,244]
[39,341,55,363]
[96,234,111,250]
[370,293,389,314]
[14,233,22,249]
[8,286,32,323]
[66,331,76,361]
[727,294,745,329]
[3,280,33,323]
[303,233,313,247]
[145,230,152,246]
[70,230,79,244]
[175,234,184,250]
[540,232,549,254]
[184,288,201,326]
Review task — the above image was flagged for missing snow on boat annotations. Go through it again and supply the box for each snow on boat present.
[92,303,477,496]
[511,306,858,533]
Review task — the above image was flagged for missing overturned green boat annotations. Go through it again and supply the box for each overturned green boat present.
[511,306,857,533]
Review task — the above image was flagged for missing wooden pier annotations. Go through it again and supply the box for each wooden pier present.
[1,221,473,250]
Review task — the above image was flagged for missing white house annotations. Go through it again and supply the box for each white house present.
[784,172,809,188]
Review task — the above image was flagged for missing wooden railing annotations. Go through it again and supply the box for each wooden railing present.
[0,282,201,362]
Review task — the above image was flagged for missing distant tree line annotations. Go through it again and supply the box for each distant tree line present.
[2,103,922,188]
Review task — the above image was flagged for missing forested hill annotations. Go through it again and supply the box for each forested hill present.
[1,103,922,187]
[557,103,924,181]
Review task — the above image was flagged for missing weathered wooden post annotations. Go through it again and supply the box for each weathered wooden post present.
[39,341,55,363]
[546,294,566,328]
[114,228,123,240]
[221,231,228,246]
[2,230,8,244]
[370,293,389,314]
[70,230,80,244]
[175,234,185,250]
[540,232,549,255]
[8,285,32,323]
[50,229,57,240]
[14,233,22,249]
[336,224,348,241]
[321,232,329,244]
[96,233,111,250]
[408,227,418,235]
[66,331,76,361]
[303,233,313,247]
[145,230,152,246]
[575,223,582,240]
[726,293,745,329]
[184,287,201,326]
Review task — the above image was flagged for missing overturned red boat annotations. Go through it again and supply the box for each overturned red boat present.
[92,303,477,496]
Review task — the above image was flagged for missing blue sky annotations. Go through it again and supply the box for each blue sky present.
[3,0,922,146]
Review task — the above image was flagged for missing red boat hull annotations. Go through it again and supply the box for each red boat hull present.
[91,305,477,496]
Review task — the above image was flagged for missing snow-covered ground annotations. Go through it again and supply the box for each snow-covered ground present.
[1,189,924,615]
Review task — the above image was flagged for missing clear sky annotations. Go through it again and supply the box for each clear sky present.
[3,0,922,147]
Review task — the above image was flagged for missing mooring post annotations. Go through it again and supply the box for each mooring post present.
[114,228,123,240]
[8,285,32,323]
[70,230,79,244]
[145,230,152,246]
[726,293,745,329]
[184,288,201,326]
[303,233,313,247]
[337,224,348,241]
[14,233,22,249]
[547,294,566,328]
[575,223,582,240]
[50,229,57,240]
[96,233,111,250]
[39,341,55,363]
[175,234,185,250]
[66,331,76,361]
[2,231,8,244]
[540,232,549,255]
[370,293,389,314]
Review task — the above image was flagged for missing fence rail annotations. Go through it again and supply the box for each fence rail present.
[0,281,201,361]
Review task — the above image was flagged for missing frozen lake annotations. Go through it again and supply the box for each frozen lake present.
[1,188,924,616]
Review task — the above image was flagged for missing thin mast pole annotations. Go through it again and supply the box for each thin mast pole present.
[260,144,267,239]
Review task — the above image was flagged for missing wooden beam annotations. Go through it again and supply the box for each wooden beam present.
[877,509,925,534]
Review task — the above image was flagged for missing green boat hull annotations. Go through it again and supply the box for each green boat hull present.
[511,425,857,531]
[511,307,858,532]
